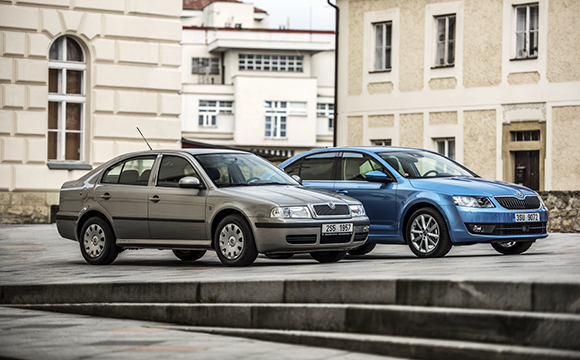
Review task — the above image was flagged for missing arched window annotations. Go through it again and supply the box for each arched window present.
[47,36,86,162]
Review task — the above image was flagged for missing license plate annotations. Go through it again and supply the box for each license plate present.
[513,213,540,222]
[322,223,353,236]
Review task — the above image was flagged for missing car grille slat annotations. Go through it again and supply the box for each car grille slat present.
[313,204,350,216]
[320,234,352,244]
[494,195,541,210]
[286,235,317,244]
[492,222,547,236]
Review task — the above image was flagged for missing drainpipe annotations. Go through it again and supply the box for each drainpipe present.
[327,0,339,147]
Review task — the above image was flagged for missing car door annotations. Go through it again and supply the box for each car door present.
[94,155,157,240]
[284,151,340,192]
[148,154,207,241]
[335,152,399,241]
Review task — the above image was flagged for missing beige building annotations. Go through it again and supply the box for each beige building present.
[0,0,183,223]
[335,0,580,191]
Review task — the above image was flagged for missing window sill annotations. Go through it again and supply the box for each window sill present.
[47,162,92,170]
[369,69,392,74]
[264,137,287,140]
[510,56,538,62]
[430,64,455,69]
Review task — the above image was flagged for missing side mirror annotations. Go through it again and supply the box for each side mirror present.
[365,170,393,183]
[179,176,204,189]
[291,174,303,185]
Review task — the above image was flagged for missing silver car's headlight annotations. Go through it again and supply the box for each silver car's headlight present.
[349,204,366,217]
[452,196,495,208]
[270,206,312,219]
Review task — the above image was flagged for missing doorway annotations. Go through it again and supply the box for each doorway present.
[514,150,540,190]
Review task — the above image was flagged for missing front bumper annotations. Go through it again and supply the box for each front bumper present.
[252,218,370,254]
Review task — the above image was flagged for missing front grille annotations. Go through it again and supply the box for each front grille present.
[320,234,351,244]
[313,204,350,216]
[492,222,547,236]
[286,235,317,244]
[494,195,541,210]
[353,232,368,242]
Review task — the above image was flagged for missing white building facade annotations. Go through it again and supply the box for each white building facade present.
[0,0,183,223]
[180,0,336,158]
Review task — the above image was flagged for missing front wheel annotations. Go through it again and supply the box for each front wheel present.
[215,215,258,267]
[348,243,376,256]
[172,249,206,262]
[310,250,347,263]
[491,241,533,255]
[406,207,452,258]
[79,216,119,265]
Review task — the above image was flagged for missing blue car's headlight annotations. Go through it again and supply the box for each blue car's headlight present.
[349,204,366,217]
[270,206,311,218]
[452,196,495,208]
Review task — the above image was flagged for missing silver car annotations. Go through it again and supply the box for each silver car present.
[56,149,370,267]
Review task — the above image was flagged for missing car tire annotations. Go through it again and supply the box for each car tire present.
[79,216,119,265]
[491,241,533,255]
[265,253,294,259]
[215,214,258,267]
[348,243,376,256]
[406,207,452,258]
[310,250,347,263]
[172,249,206,262]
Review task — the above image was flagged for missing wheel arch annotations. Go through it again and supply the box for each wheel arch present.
[401,201,453,243]
[76,210,116,242]
[210,208,253,250]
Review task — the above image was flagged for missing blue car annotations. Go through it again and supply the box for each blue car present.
[279,147,549,258]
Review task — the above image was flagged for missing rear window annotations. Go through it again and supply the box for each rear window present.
[299,153,338,181]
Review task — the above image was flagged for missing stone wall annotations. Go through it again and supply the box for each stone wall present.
[539,191,580,233]
[0,191,58,224]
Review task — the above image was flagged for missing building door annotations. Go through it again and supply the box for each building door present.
[514,151,539,190]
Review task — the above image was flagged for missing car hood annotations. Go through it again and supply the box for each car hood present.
[408,177,537,197]
[219,185,356,206]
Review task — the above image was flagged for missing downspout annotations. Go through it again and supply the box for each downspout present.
[328,0,339,147]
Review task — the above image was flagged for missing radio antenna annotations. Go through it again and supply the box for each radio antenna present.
[136,127,152,150]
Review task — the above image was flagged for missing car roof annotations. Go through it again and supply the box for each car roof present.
[301,146,429,155]
[119,148,251,157]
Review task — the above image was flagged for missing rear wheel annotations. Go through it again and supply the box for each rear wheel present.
[79,217,119,265]
[310,250,347,263]
[172,249,206,262]
[215,215,258,267]
[491,241,533,255]
[265,253,294,259]
[348,243,376,256]
[406,207,452,258]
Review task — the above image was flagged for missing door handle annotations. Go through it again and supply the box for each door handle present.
[149,195,160,203]
[100,193,111,200]
[336,190,349,195]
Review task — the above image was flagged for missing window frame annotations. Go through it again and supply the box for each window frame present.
[192,57,220,75]
[198,100,233,127]
[47,36,87,164]
[513,3,539,60]
[434,137,456,160]
[317,103,335,130]
[373,21,392,72]
[100,156,157,186]
[433,14,456,67]
[239,54,304,72]
[264,101,288,139]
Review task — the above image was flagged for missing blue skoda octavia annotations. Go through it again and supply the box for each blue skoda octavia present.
[279,147,549,258]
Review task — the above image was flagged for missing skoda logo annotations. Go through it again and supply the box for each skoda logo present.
[328,202,336,210]
[516,190,523,197]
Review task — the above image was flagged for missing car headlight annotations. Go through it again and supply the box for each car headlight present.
[536,193,547,209]
[270,206,311,218]
[349,204,366,217]
[452,196,495,208]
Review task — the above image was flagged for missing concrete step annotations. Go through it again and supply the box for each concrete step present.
[165,326,580,360]
[11,302,580,352]
[2,279,580,314]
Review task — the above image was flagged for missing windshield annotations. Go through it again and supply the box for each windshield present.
[378,151,475,179]
[195,153,298,187]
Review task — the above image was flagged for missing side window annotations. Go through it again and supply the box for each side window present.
[157,155,199,188]
[299,153,338,181]
[284,159,303,177]
[342,152,387,181]
[101,156,156,185]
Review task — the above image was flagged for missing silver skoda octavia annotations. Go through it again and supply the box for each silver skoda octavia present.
[56,149,370,267]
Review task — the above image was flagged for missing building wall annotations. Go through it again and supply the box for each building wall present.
[0,0,183,223]
[336,0,580,191]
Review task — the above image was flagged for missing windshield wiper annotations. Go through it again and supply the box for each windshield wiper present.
[248,182,290,186]
[218,183,250,187]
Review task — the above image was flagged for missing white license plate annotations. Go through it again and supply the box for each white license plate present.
[513,213,540,222]
[322,223,353,236]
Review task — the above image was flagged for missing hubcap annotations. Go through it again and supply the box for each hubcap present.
[410,214,440,253]
[219,223,244,260]
[83,224,105,258]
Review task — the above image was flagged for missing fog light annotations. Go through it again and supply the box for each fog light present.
[472,225,483,233]
[467,224,496,234]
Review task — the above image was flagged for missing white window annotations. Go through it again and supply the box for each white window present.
[514,3,539,59]
[264,101,287,138]
[198,100,233,127]
[239,54,304,72]
[48,36,86,162]
[435,14,455,67]
[317,103,334,129]
[288,101,307,116]
[372,139,391,146]
[435,138,456,159]
[374,22,392,71]
[192,57,219,74]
